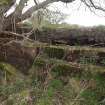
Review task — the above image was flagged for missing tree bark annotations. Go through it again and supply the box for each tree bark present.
[0,0,16,32]
[2,0,76,32]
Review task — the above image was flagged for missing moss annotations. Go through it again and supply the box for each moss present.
[33,58,46,68]
[0,62,20,84]
[49,79,63,90]
[36,97,53,105]
[44,46,65,59]
[0,0,12,5]
[47,87,55,97]
[78,70,93,80]
[0,62,18,76]
[79,73,105,105]
[51,64,82,78]
[94,73,105,91]
[81,89,100,105]
[52,64,70,77]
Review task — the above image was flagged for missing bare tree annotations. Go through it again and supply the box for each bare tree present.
[0,0,74,32]
[43,9,68,24]
[0,0,105,32]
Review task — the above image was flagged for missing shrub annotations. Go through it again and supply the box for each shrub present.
[44,46,65,59]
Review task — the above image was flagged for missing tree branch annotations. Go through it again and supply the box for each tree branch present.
[81,0,105,12]
[2,0,76,31]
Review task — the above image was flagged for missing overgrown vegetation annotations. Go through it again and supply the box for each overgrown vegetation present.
[1,0,105,104]
[1,43,105,104]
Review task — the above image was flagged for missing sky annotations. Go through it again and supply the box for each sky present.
[6,0,105,26]
[47,0,105,26]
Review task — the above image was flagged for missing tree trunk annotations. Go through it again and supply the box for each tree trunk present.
[0,0,16,32]
[1,0,76,32]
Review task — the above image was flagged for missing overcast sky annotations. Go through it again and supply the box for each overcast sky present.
[26,0,105,26]
[7,0,105,26]
[49,1,105,26]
